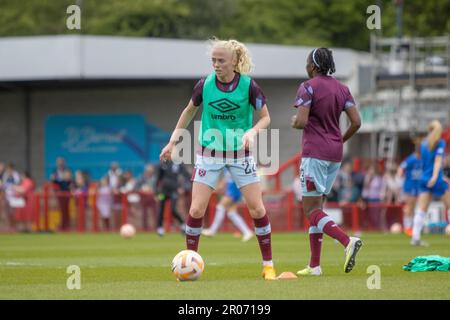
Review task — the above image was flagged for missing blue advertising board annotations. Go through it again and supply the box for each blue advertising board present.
[45,114,156,180]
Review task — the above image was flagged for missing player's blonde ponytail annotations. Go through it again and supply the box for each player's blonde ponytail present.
[209,38,254,74]
[427,120,443,150]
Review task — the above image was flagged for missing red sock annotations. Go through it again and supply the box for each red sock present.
[310,209,350,248]
[253,215,272,261]
[309,232,323,268]
[185,215,203,252]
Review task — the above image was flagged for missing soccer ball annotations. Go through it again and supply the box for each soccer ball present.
[390,222,402,234]
[120,224,136,239]
[171,250,204,281]
[445,224,450,236]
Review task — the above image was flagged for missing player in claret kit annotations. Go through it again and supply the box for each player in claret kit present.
[411,120,450,246]
[291,48,363,276]
[160,38,276,280]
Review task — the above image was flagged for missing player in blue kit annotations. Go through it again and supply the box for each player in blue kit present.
[397,133,425,236]
[202,172,254,242]
[411,120,450,246]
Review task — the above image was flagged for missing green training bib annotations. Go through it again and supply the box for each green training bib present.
[199,73,253,151]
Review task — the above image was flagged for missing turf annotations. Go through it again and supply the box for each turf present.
[0,232,449,299]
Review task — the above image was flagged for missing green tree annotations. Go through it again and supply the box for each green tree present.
[0,0,448,50]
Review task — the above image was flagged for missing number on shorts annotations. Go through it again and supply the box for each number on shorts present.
[244,159,256,175]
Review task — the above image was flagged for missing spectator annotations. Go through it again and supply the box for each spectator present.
[362,163,385,230]
[350,161,365,203]
[107,162,123,228]
[382,164,403,204]
[50,157,68,182]
[14,171,35,232]
[2,163,21,231]
[337,162,354,204]
[74,170,89,194]
[51,168,73,231]
[334,162,358,230]
[137,164,157,230]
[120,170,141,226]
[74,170,89,210]
[96,176,113,231]
[120,171,137,194]
[137,164,156,192]
[107,162,123,190]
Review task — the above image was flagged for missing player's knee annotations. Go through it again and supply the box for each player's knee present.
[248,205,266,219]
[189,206,205,219]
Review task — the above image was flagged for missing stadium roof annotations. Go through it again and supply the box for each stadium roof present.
[0,35,365,82]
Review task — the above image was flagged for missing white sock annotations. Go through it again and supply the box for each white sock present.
[403,216,413,229]
[447,209,450,223]
[263,260,273,267]
[412,210,426,241]
[228,211,252,235]
[209,205,226,234]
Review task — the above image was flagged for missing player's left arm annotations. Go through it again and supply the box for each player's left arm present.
[292,106,310,129]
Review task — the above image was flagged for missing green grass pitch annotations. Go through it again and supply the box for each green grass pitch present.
[0,232,449,299]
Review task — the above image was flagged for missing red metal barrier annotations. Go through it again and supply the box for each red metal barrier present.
[286,191,294,231]
[267,154,301,192]
[92,193,99,232]
[163,197,172,232]
[121,193,128,225]
[76,194,86,232]
[3,188,448,234]
[34,193,41,231]
[43,186,49,231]
[351,204,360,233]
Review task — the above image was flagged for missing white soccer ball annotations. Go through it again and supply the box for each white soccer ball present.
[445,224,450,236]
[171,250,204,281]
[390,222,402,234]
[120,224,136,239]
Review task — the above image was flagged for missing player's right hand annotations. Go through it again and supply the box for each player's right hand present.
[427,175,438,188]
[159,143,173,162]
